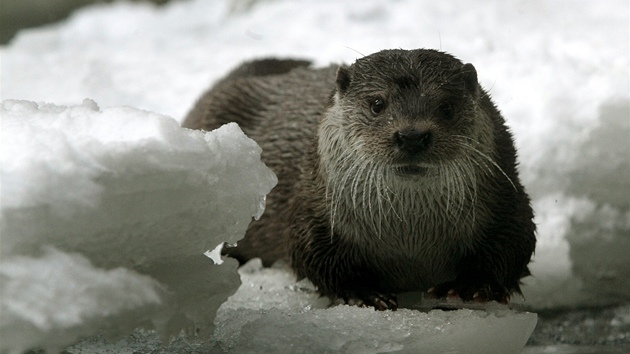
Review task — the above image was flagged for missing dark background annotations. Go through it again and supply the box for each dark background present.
[1,0,171,44]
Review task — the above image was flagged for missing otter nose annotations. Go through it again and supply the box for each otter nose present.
[394,128,433,153]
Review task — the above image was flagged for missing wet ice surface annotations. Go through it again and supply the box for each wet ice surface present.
[64,261,538,354]
[63,262,630,353]
[215,261,538,354]
[1,0,629,352]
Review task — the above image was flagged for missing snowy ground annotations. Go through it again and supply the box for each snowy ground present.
[1,0,629,353]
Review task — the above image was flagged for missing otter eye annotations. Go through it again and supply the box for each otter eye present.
[438,102,454,119]
[370,97,386,115]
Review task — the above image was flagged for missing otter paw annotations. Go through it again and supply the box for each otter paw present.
[430,283,510,304]
[470,285,511,304]
[334,291,398,311]
[428,287,462,301]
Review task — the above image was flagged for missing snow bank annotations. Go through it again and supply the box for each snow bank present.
[0,99,277,353]
[521,100,630,309]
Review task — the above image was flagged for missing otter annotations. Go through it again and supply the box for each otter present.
[183,49,536,310]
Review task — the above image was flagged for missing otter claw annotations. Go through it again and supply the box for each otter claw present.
[446,289,461,300]
[431,282,511,303]
[337,292,398,311]
[365,292,398,311]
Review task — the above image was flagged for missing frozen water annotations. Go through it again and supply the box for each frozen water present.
[0,99,276,352]
[1,248,164,353]
[63,260,538,353]
[211,260,537,354]
[1,0,628,352]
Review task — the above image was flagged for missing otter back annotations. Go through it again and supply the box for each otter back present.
[183,59,337,264]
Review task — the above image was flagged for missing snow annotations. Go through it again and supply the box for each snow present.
[1,0,628,352]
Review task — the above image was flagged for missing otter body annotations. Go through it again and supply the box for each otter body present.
[183,50,536,310]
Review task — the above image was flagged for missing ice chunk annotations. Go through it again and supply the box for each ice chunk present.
[205,243,226,265]
[0,99,277,352]
[213,260,538,354]
[0,248,164,354]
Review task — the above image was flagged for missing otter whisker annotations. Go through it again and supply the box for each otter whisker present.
[365,162,378,238]
[383,174,404,223]
[453,137,517,192]
[450,162,463,220]
[461,155,479,224]
[326,179,335,237]
[452,161,467,220]
[443,163,452,216]
[329,148,361,237]
[358,159,372,218]
[342,154,361,212]
[374,164,385,239]
[461,157,478,221]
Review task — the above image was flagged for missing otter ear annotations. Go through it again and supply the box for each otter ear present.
[461,63,479,97]
[336,65,351,94]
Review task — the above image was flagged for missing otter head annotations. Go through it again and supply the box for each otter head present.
[320,49,492,183]
[318,49,502,240]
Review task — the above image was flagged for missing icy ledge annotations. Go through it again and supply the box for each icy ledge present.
[66,259,539,353]
[0,99,277,353]
[213,259,538,354]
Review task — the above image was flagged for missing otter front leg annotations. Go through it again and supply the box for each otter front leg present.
[430,278,512,304]
[430,239,533,303]
[289,225,398,310]
[296,253,399,311]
